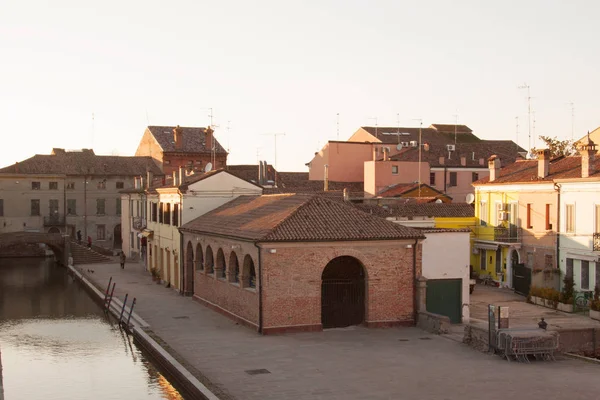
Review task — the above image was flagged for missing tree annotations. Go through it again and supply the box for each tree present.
[530,135,579,159]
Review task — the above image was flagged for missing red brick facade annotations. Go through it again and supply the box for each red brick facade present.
[182,232,422,334]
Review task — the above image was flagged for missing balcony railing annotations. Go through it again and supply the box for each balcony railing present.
[594,233,600,251]
[494,226,522,243]
[43,214,66,226]
[132,216,146,230]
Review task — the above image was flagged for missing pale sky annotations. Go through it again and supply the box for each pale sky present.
[1,0,599,172]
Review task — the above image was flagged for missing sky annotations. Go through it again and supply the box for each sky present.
[1,0,599,172]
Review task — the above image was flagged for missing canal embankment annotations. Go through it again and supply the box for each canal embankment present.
[66,264,221,400]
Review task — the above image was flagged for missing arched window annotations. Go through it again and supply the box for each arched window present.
[229,251,240,283]
[242,254,256,289]
[205,245,214,274]
[195,243,204,271]
[216,248,226,279]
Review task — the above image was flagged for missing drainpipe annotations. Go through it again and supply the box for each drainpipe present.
[179,189,184,294]
[412,238,419,324]
[554,183,561,287]
[443,166,447,194]
[254,242,263,334]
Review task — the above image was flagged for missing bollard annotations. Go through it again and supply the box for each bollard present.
[119,293,129,325]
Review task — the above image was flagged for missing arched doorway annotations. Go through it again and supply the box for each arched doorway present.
[205,246,214,274]
[113,224,122,249]
[216,248,226,279]
[184,241,194,295]
[47,227,61,234]
[321,256,366,329]
[229,252,239,283]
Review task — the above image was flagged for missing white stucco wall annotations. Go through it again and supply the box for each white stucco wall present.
[558,181,600,292]
[421,231,471,322]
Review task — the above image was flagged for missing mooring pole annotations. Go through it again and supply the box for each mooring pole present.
[126,298,137,329]
[118,293,129,325]
[105,282,116,312]
[103,277,113,305]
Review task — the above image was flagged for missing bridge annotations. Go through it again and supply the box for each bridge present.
[0,232,69,265]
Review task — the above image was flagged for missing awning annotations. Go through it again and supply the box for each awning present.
[141,229,153,238]
[474,242,499,251]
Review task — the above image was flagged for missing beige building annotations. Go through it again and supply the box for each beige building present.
[125,168,262,291]
[0,148,162,250]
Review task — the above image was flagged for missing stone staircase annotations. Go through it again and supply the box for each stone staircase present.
[69,241,113,265]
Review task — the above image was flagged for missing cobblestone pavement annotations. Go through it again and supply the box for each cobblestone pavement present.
[470,284,600,330]
[80,262,600,400]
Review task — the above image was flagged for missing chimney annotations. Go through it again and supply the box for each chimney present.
[258,161,263,185]
[146,171,153,189]
[537,149,550,179]
[262,161,268,183]
[343,188,349,202]
[205,126,214,153]
[579,132,597,178]
[460,156,466,166]
[372,145,377,161]
[488,155,500,182]
[179,166,185,186]
[324,164,329,191]
[382,147,389,161]
[173,125,183,150]
[439,157,445,165]
[172,171,177,186]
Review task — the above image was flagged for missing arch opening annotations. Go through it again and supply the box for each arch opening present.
[228,252,240,283]
[242,255,256,288]
[321,256,366,329]
[216,248,226,279]
[205,246,214,274]
[195,243,204,271]
[184,241,194,295]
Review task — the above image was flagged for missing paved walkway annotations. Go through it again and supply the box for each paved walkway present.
[470,284,600,330]
[79,262,600,400]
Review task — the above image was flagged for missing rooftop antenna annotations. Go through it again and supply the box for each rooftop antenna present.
[262,133,286,170]
[453,113,459,145]
[396,113,401,144]
[532,111,536,147]
[368,117,378,139]
[336,113,340,140]
[518,83,532,152]
[412,118,423,198]
[568,102,575,140]
[515,116,519,152]
[226,120,231,153]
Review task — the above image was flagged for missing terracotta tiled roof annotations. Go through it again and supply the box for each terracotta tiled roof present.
[180,194,424,242]
[377,182,449,199]
[226,164,277,183]
[147,126,227,154]
[388,140,524,168]
[474,155,600,184]
[360,125,481,146]
[417,227,473,233]
[430,124,473,134]
[353,203,475,218]
[0,149,163,176]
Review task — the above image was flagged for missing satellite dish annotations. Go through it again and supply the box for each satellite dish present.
[396,143,403,151]
[466,193,475,204]
[435,199,443,204]
[204,162,213,173]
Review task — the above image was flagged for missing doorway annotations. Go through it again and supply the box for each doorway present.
[321,256,366,329]
[113,224,122,249]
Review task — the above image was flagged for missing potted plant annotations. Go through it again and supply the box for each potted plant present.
[558,275,575,313]
[590,285,600,321]
[150,267,161,283]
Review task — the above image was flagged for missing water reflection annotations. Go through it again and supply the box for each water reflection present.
[0,257,184,400]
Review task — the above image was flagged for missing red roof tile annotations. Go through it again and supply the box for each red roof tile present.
[377,183,449,199]
[353,202,475,218]
[148,126,227,154]
[180,194,424,242]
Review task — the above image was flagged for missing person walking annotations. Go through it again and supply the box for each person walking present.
[87,236,92,249]
[120,252,126,269]
[77,230,82,245]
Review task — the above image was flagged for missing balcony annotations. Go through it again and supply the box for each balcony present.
[132,217,146,230]
[473,225,522,243]
[594,233,600,251]
[43,214,66,226]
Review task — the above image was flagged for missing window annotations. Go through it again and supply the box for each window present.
[130,232,134,249]
[0,199,3,217]
[136,201,140,217]
[49,181,58,190]
[391,165,399,175]
[158,202,163,223]
[566,258,574,279]
[496,203,504,225]
[565,204,575,233]
[545,204,552,230]
[97,180,106,190]
[449,172,457,187]
[173,204,179,227]
[480,202,488,226]
[472,172,479,182]
[595,205,600,233]
[32,181,40,190]
[164,160,171,165]
[116,181,124,189]
[480,251,486,271]
[66,182,75,190]
[66,199,76,215]
[164,203,171,225]
[581,260,590,290]
[116,198,122,216]
[151,202,158,222]
[96,199,106,215]
[526,204,533,229]
[97,225,106,240]
[544,254,553,269]
[31,199,40,216]
[429,172,436,185]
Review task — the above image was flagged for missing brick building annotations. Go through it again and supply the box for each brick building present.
[135,125,227,176]
[180,193,425,334]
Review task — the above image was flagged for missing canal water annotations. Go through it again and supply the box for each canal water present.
[0,257,184,400]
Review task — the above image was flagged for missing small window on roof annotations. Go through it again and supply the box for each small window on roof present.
[392,165,399,175]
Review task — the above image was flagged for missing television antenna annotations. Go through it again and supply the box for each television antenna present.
[262,133,285,169]
[518,83,533,151]
[336,113,340,140]
[368,117,378,138]
[453,113,459,145]
[396,113,401,143]
[412,118,423,198]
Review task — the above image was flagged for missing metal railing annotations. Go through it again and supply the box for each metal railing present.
[43,214,66,226]
[494,226,522,243]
